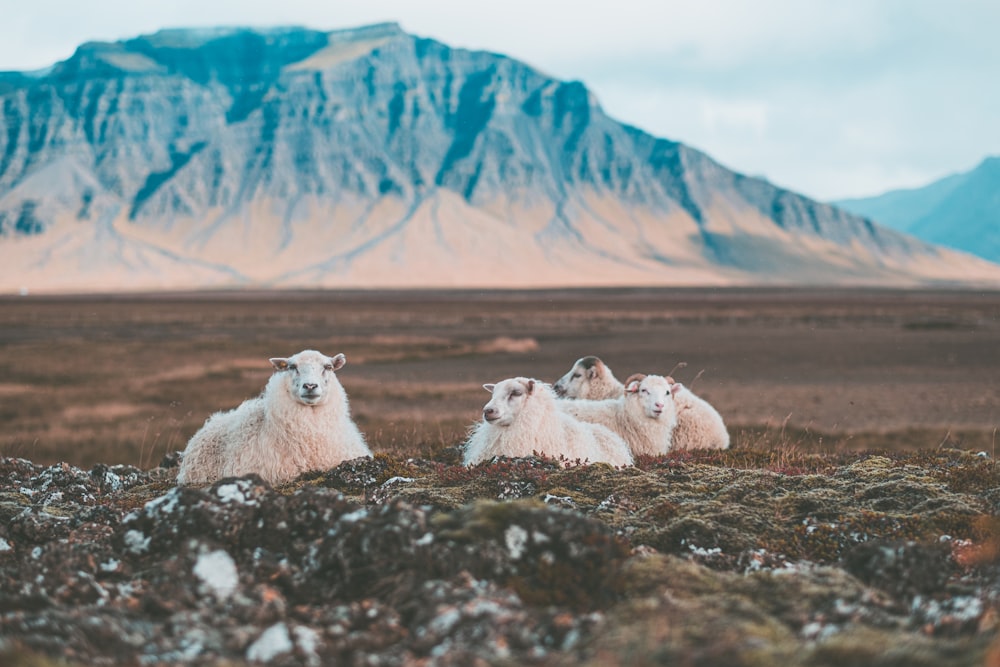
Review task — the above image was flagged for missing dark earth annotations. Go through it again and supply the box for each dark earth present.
[0,288,998,664]
[2,288,999,466]
[2,448,999,665]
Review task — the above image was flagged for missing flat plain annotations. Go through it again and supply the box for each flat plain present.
[4,287,1000,666]
[1,287,998,467]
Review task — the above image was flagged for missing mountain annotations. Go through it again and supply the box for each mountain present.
[1,23,997,292]
[835,157,1000,264]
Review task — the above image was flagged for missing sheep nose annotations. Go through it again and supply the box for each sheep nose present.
[655,402,664,410]
[484,407,498,418]
[303,383,319,392]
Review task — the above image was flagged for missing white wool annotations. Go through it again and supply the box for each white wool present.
[177,350,371,486]
[670,382,730,450]
[552,356,625,401]
[559,374,678,457]
[555,355,730,451]
[463,377,633,467]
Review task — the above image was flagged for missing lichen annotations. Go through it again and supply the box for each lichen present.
[1,447,997,665]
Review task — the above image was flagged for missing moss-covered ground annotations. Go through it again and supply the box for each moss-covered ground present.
[3,445,998,666]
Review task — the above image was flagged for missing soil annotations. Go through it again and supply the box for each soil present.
[1,287,999,466]
[1,448,998,666]
[0,287,998,665]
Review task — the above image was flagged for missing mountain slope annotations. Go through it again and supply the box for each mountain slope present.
[1,23,997,292]
[836,157,1000,263]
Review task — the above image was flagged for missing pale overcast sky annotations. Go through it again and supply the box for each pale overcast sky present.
[2,0,997,201]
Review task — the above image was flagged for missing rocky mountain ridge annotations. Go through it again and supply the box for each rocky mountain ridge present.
[0,23,997,291]
[836,156,1000,264]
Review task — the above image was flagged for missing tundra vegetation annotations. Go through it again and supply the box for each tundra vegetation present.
[1,288,999,665]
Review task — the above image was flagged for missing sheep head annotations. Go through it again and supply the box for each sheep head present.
[667,380,694,409]
[669,379,685,396]
[553,355,605,398]
[625,374,674,420]
[269,350,346,407]
[482,377,537,426]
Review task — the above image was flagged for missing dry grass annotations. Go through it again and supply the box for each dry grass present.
[1,288,998,467]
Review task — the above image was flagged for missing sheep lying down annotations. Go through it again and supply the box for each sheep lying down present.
[559,373,679,457]
[177,350,371,485]
[552,355,624,400]
[463,377,634,467]
[670,381,730,450]
[553,355,730,451]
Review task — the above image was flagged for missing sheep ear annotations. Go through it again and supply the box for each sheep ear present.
[330,353,347,371]
[526,379,535,393]
[270,358,289,371]
[671,383,683,395]
[587,367,598,379]
[483,383,496,393]
[625,381,640,393]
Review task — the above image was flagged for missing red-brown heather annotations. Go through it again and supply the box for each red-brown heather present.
[1,287,997,467]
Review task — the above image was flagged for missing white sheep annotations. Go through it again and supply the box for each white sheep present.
[552,356,625,400]
[463,377,634,468]
[669,380,730,450]
[177,350,371,485]
[559,373,678,457]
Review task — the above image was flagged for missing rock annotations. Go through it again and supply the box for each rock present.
[2,26,990,292]
[0,448,997,665]
[842,539,953,599]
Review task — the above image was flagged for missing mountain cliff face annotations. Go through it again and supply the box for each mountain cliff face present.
[836,157,1000,264]
[1,23,996,291]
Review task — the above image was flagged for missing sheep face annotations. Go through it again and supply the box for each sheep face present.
[269,350,347,407]
[625,374,674,420]
[553,356,605,399]
[481,378,536,427]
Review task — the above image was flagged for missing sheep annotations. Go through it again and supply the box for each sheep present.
[177,350,371,485]
[552,356,624,400]
[559,373,678,457]
[669,380,730,450]
[463,377,634,468]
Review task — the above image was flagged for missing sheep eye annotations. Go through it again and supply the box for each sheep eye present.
[572,373,581,380]
[510,390,522,398]
[288,364,298,371]
[323,364,333,371]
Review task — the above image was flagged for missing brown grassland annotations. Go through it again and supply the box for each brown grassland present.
[3,287,1000,666]
[1,286,998,467]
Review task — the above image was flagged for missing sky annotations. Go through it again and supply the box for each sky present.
[1,0,998,201]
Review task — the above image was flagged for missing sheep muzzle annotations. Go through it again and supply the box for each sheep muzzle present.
[298,386,323,404]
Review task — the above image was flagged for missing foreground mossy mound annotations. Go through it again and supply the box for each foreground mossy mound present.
[1,447,998,666]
